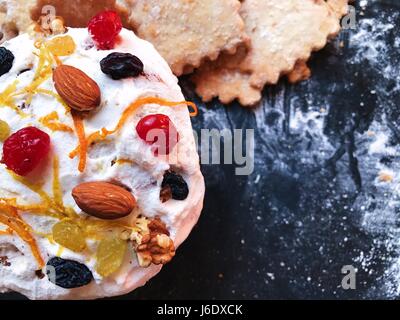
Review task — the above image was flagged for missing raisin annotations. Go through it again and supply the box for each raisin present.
[0,47,14,76]
[96,237,127,277]
[52,220,86,252]
[161,171,189,201]
[46,35,76,56]
[0,256,10,267]
[100,52,144,80]
[46,257,93,289]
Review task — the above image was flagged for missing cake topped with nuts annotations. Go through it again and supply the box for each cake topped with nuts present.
[0,11,204,299]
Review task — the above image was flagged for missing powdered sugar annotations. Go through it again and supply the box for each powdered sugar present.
[193,1,400,298]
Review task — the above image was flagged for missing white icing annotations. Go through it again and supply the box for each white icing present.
[0,28,204,299]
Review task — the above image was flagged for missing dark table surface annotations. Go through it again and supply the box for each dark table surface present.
[3,0,400,300]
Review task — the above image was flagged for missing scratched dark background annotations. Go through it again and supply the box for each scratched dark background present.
[2,0,400,300]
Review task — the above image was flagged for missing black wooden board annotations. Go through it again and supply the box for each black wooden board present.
[2,0,400,300]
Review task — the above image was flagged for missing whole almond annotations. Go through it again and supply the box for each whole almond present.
[53,65,101,112]
[72,181,136,220]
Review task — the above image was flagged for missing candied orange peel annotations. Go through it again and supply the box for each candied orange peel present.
[0,202,45,268]
[69,97,198,168]
[39,111,73,133]
[0,81,28,116]
[0,156,72,268]
[71,112,87,173]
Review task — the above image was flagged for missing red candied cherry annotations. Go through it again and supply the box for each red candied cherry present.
[2,126,50,176]
[88,10,123,50]
[136,114,179,155]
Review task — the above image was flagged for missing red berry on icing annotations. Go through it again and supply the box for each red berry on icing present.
[88,11,122,50]
[2,126,50,176]
[136,114,179,155]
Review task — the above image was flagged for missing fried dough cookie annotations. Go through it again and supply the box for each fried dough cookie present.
[192,0,349,106]
[124,0,249,76]
[191,45,260,106]
[0,0,36,43]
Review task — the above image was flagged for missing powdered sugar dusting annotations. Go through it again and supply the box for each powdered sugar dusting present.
[181,1,400,299]
[246,2,400,298]
[346,7,400,297]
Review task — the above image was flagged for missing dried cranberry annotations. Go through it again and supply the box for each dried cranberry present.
[88,11,122,50]
[100,52,144,80]
[0,47,14,76]
[46,257,93,289]
[2,126,50,176]
[161,171,189,201]
[136,114,179,155]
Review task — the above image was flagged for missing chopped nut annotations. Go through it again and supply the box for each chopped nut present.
[156,234,171,249]
[32,16,66,37]
[0,256,11,267]
[27,23,40,37]
[136,250,152,268]
[50,18,66,35]
[35,269,45,279]
[130,216,150,244]
[160,185,172,203]
[148,217,170,236]
[134,217,175,267]
[120,229,132,241]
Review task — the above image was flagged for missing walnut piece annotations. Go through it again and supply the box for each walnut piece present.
[135,217,175,268]
[160,185,172,203]
[31,16,66,36]
[0,256,11,267]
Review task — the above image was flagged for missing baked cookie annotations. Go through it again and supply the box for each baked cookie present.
[123,0,249,76]
[0,0,36,43]
[191,0,349,106]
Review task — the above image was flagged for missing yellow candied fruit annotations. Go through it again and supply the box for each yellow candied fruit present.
[96,237,128,277]
[0,120,10,141]
[46,35,76,57]
[52,220,87,252]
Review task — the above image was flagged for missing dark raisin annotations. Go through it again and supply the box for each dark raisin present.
[100,52,144,80]
[0,256,11,267]
[0,47,14,76]
[35,269,45,279]
[46,257,93,289]
[161,171,189,201]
